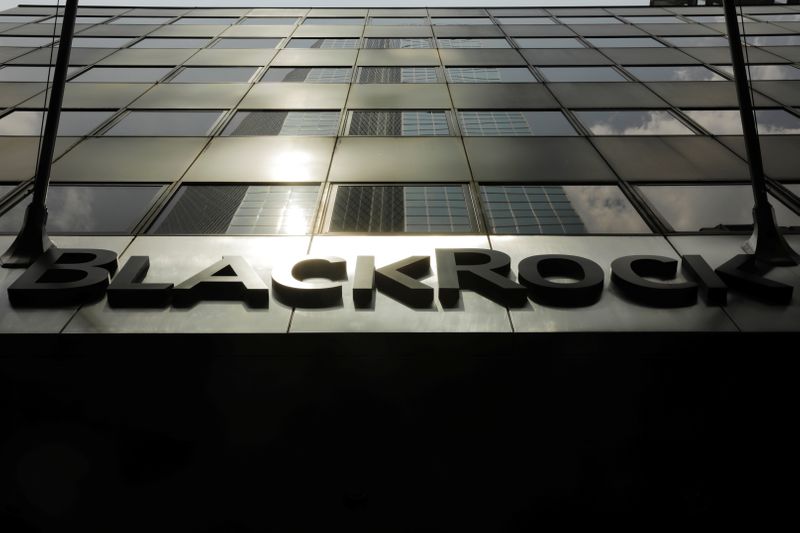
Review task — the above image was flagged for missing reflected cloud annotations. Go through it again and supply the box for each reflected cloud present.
[684,109,800,135]
[576,110,694,135]
[563,186,650,233]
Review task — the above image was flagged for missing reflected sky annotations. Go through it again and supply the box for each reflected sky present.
[539,66,625,82]
[0,185,163,234]
[212,38,281,49]
[0,110,114,136]
[432,17,493,25]
[558,17,621,24]
[110,17,172,25]
[170,67,258,83]
[369,17,427,25]
[0,65,80,82]
[496,17,554,25]
[105,111,224,136]
[0,36,57,47]
[71,66,173,83]
[754,14,800,22]
[639,185,800,231]
[304,17,363,25]
[514,37,583,48]
[587,37,664,48]
[562,185,651,233]
[624,16,684,24]
[683,109,800,135]
[625,65,725,82]
[132,38,212,48]
[665,36,729,47]
[173,17,238,25]
[72,37,133,48]
[240,17,298,25]
[745,35,800,47]
[575,110,695,135]
[716,64,800,80]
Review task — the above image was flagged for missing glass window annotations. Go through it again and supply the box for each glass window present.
[446,67,536,83]
[104,111,224,136]
[211,38,281,49]
[356,67,439,84]
[303,18,364,25]
[496,17,554,25]
[624,16,684,24]
[39,16,111,24]
[0,65,80,82]
[261,67,352,83]
[664,36,729,47]
[0,37,58,47]
[149,184,319,235]
[688,15,754,23]
[715,64,800,81]
[110,17,173,25]
[0,110,114,136]
[481,185,650,235]
[458,110,576,136]
[70,66,173,83]
[222,111,341,136]
[638,184,800,232]
[168,67,258,83]
[71,37,134,48]
[173,17,238,25]
[240,17,299,25]
[539,66,625,82]
[365,38,432,49]
[754,14,800,22]
[347,111,449,136]
[745,35,800,47]
[624,65,725,82]
[588,37,664,48]
[0,185,164,234]
[437,38,511,49]
[575,110,695,135]
[514,37,584,48]
[558,17,622,25]
[132,38,212,49]
[369,17,427,26]
[683,109,800,135]
[0,16,45,23]
[432,18,493,25]
[286,38,359,49]
[327,185,475,233]
[0,185,16,198]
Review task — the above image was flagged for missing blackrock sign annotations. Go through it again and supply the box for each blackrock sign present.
[5,247,795,310]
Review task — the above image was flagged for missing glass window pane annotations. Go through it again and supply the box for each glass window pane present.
[0,185,163,234]
[0,110,114,136]
[365,38,432,49]
[104,111,223,136]
[515,37,584,49]
[286,38,359,49]
[240,17,299,25]
[348,111,449,136]
[357,67,438,83]
[70,66,173,83]
[745,35,800,47]
[149,185,319,235]
[683,109,800,135]
[432,18,493,25]
[110,17,173,25]
[624,16,684,24]
[754,14,800,22]
[481,185,650,234]
[575,110,695,136]
[304,18,364,25]
[328,185,474,233]
[588,37,664,48]
[688,15,754,23]
[558,17,621,24]
[458,111,576,136]
[222,111,340,136]
[0,16,45,23]
[625,65,725,82]
[0,65,80,82]
[715,65,800,81]
[639,185,800,232]
[71,37,134,48]
[40,16,111,24]
[539,66,625,82]
[446,67,535,83]
[211,38,280,49]
[168,67,258,83]
[496,17,554,25]
[0,37,58,47]
[664,36,729,47]
[132,38,212,49]
[369,17,427,25]
[438,38,510,49]
[173,17,238,25]
[261,67,352,83]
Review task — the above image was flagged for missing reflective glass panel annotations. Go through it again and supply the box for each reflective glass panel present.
[0,110,114,136]
[72,37,134,48]
[104,111,224,136]
[715,64,800,80]
[481,185,651,234]
[286,38,359,49]
[0,16,44,23]
[39,16,111,24]
[575,110,695,135]
[458,111,576,136]
[348,111,449,136]
[664,36,729,47]
[496,17,554,25]
[539,66,625,82]
[328,185,475,233]
[438,38,511,49]
[149,185,320,235]
[432,18,493,25]
[688,15,754,23]
[514,38,584,48]
[745,35,800,47]
[365,38,432,49]
[369,17,428,25]
[240,17,299,25]
[558,17,622,24]
[625,65,725,81]
[174,17,238,25]
[357,67,439,83]
[588,37,664,48]
[446,67,535,83]
[639,185,800,232]
[0,37,57,47]
[754,14,800,22]
[261,67,352,83]
[683,109,800,135]
[70,66,173,83]
[110,17,173,25]
[624,16,684,24]
[211,38,281,49]
[222,111,341,136]
[0,65,80,82]
[169,67,258,83]
[303,18,364,25]
[0,185,164,234]
[132,38,212,49]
